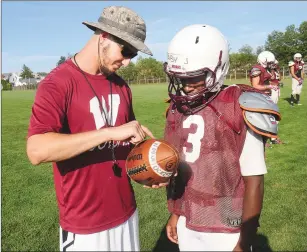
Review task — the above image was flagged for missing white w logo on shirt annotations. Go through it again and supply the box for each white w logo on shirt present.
[90,94,120,129]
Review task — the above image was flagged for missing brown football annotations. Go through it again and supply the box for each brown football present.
[126,139,180,186]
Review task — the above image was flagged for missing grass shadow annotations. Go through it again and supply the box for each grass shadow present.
[252,233,273,252]
[282,97,293,105]
[152,224,179,252]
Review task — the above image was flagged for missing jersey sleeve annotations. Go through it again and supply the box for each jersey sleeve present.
[288,61,295,67]
[250,67,262,78]
[239,128,267,176]
[27,79,67,138]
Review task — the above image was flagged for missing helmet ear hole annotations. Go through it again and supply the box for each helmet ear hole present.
[195,36,199,44]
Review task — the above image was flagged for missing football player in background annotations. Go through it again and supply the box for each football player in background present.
[289,53,304,106]
[249,51,279,95]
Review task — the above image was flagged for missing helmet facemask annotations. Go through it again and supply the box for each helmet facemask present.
[165,51,223,115]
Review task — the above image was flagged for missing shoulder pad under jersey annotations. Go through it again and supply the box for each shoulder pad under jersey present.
[239,92,281,138]
[301,60,305,65]
[250,67,262,77]
[288,61,295,67]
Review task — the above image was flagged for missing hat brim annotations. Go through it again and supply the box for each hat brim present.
[82,21,153,56]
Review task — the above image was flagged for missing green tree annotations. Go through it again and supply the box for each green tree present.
[255,46,265,56]
[1,79,12,91]
[117,62,137,80]
[229,45,257,71]
[264,22,306,66]
[135,57,165,79]
[57,56,67,66]
[20,64,34,79]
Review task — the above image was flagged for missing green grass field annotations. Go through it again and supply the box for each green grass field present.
[2,79,307,251]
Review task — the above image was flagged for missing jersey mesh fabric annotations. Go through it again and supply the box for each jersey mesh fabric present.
[164,85,247,233]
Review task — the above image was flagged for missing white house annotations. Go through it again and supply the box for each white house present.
[6,72,46,86]
[8,72,27,86]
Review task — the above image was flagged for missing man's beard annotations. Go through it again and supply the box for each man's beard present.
[99,45,114,76]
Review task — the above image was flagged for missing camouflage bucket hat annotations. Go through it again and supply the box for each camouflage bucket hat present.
[82,6,153,56]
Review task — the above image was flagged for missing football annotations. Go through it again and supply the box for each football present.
[126,139,180,186]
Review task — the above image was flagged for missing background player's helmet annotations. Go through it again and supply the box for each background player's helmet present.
[272,59,279,69]
[257,51,276,68]
[164,24,229,114]
[294,53,302,62]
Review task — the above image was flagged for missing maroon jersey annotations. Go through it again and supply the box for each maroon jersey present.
[250,64,272,85]
[270,69,280,85]
[164,85,247,233]
[28,59,136,234]
[293,61,305,78]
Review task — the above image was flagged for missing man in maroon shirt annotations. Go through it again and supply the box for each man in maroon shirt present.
[26,6,155,251]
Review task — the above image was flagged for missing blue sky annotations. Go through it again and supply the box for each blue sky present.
[2,1,307,73]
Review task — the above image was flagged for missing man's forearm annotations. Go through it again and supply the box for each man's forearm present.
[27,128,112,165]
[238,175,264,250]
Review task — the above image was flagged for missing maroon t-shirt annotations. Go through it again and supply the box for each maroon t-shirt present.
[27,59,137,234]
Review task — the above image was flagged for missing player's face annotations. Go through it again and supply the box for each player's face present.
[180,76,205,95]
[99,35,138,75]
[295,57,302,62]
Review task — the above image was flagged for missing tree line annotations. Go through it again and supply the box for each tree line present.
[4,20,306,89]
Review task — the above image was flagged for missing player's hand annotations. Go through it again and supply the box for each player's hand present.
[143,182,170,189]
[233,243,243,251]
[298,78,303,85]
[109,120,155,144]
[143,172,178,189]
[269,84,278,91]
[166,214,179,244]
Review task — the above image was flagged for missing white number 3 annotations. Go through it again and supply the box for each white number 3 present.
[183,115,205,163]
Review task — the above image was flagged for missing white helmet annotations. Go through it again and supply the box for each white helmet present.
[164,24,229,114]
[294,53,302,62]
[257,51,276,68]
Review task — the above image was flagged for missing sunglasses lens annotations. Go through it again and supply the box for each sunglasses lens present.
[122,47,137,59]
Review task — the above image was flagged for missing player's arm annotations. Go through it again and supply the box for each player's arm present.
[250,68,274,91]
[27,123,152,165]
[27,81,153,165]
[235,92,281,250]
[289,65,299,81]
[234,128,267,251]
[234,175,264,251]
[251,75,274,91]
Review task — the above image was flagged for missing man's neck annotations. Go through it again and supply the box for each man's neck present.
[72,51,102,75]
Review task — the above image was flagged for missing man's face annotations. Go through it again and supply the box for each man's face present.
[180,76,206,95]
[99,34,138,75]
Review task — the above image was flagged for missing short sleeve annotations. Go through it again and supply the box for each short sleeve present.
[239,128,267,176]
[27,79,67,138]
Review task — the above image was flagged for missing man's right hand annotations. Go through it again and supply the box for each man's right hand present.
[166,214,180,244]
[109,120,155,144]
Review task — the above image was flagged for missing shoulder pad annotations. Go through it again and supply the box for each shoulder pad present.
[250,67,262,77]
[239,92,281,138]
[288,61,295,67]
[243,111,278,138]
[301,60,305,65]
